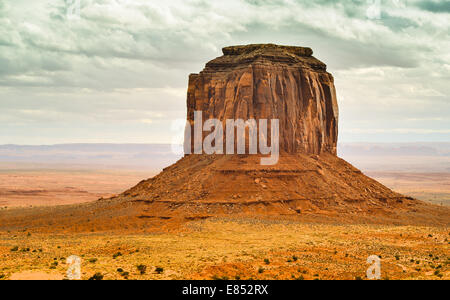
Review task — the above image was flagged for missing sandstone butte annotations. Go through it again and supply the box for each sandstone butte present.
[0,44,448,233]
[187,44,338,155]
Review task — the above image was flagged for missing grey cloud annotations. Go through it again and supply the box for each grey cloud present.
[417,0,450,13]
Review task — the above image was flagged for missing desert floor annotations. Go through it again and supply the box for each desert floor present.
[0,218,448,280]
[368,172,450,207]
[0,168,155,208]
[0,167,448,280]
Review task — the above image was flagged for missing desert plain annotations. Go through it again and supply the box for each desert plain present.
[0,155,448,280]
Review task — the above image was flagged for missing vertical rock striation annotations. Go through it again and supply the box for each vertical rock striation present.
[186,44,339,155]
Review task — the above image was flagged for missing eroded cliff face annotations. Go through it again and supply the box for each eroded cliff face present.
[186,44,339,155]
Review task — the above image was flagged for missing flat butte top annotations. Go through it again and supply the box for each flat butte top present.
[201,44,328,74]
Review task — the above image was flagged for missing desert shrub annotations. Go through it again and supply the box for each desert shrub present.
[137,264,147,275]
[113,252,122,259]
[155,267,164,274]
[395,255,400,261]
[355,276,363,280]
[296,275,305,280]
[235,275,241,280]
[212,275,228,280]
[49,261,58,269]
[258,267,264,274]
[264,259,270,265]
[10,246,19,252]
[117,268,124,273]
[89,258,98,263]
[88,273,104,280]
[292,256,298,262]
[0,274,5,279]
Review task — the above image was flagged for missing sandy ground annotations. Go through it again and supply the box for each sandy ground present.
[0,218,448,280]
[0,169,156,208]
[369,172,450,206]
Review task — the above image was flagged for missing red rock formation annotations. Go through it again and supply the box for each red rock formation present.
[108,44,426,221]
[186,44,339,155]
[2,44,448,234]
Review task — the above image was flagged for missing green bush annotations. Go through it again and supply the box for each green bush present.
[137,264,147,275]
[88,273,104,280]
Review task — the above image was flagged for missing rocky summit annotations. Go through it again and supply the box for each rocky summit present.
[187,44,338,155]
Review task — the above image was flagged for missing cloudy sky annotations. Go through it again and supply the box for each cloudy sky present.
[0,0,449,145]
